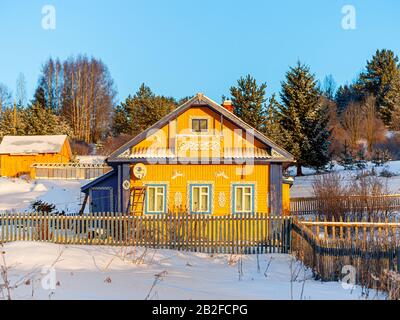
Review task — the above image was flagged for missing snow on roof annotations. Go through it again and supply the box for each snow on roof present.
[0,135,68,155]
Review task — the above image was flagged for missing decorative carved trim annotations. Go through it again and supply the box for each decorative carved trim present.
[174,192,183,207]
[218,192,226,208]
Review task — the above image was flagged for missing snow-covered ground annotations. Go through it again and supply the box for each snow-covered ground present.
[0,178,87,214]
[289,161,400,198]
[76,155,107,164]
[0,163,398,300]
[0,242,383,300]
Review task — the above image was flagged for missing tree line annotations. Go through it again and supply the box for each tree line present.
[1,49,400,174]
[0,55,116,143]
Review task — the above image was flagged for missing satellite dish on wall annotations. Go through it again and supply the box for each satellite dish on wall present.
[133,163,147,179]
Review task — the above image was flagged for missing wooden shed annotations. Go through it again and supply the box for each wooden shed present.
[0,135,72,177]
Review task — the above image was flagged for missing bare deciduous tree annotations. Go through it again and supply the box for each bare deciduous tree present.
[35,56,116,143]
[342,101,363,152]
[15,73,27,107]
[362,95,386,155]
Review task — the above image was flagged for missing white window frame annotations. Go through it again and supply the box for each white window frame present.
[233,185,254,213]
[190,184,211,214]
[146,185,166,214]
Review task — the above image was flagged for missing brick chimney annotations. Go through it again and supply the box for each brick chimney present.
[222,100,234,113]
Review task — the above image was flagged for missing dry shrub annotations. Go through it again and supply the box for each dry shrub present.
[375,133,400,161]
[382,270,400,300]
[97,134,132,156]
[312,173,348,220]
[312,172,394,220]
[291,221,400,300]
[70,139,92,155]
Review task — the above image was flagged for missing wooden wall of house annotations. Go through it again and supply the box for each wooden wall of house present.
[0,140,71,177]
[282,183,291,216]
[130,163,271,215]
[132,106,267,158]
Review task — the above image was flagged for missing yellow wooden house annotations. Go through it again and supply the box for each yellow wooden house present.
[0,135,72,177]
[81,94,294,215]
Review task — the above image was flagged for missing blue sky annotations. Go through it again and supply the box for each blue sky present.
[0,0,399,104]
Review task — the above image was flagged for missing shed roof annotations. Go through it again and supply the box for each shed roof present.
[0,135,69,155]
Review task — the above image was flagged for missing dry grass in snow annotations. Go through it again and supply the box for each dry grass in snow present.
[0,242,385,300]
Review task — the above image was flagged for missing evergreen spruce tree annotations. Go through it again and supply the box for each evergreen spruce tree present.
[338,140,354,170]
[0,107,26,138]
[230,75,267,132]
[112,95,137,136]
[278,62,331,175]
[32,85,47,110]
[22,103,72,136]
[264,94,284,144]
[358,49,400,126]
[112,84,177,136]
[335,84,364,115]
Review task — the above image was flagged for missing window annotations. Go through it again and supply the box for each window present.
[192,118,208,133]
[190,185,211,213]
[233,185,254,213]
[146,185,166,213]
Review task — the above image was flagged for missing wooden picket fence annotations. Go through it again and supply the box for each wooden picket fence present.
[292,217,400,296]
[297,215,400,241]
[0,212,292,254]
[290,194,400,215]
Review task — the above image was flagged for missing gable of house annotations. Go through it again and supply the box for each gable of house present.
[108,93,294,163]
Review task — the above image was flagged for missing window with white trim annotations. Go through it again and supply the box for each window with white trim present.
[146,185,166,213]
[191,185,211,213]
[234,185,254,213]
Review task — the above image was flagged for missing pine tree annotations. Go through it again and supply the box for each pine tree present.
[0,107,26,138]
[335,84,364,115]
[264,94,284,144]
[338,140,354,170]
[278,62,331,175]
[358,49,400,126]
[230,75,267,131]
[32,86,47,109]
[22,103,72,136]
[112,84,177,136]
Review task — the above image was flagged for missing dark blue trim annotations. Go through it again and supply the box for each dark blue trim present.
[81,170,116,193]
[189,184,212,214]
[144,184,167,214]
[231,183,255,214]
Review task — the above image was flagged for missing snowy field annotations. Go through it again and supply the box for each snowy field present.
[0,177,87,214]
[290,160,400,198]
[1,163,399,300]
[0,242,384,300]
